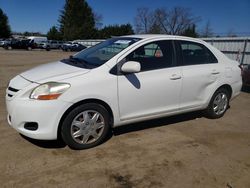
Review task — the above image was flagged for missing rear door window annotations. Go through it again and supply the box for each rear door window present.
[179,41,217,66]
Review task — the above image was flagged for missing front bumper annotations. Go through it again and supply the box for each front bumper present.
[5,76,72,140]
[6,96,72,140]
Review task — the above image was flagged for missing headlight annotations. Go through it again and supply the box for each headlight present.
[30,82,70,100]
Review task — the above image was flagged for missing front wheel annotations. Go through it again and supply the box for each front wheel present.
[205,88,230,119]
[61,103,110,149]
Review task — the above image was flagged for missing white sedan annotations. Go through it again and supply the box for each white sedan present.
[6,35,242,149]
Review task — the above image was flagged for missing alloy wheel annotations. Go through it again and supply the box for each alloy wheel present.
[212,92,228,115]
[70,110,105,144]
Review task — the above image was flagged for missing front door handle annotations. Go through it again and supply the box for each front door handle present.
[170,74,182,80]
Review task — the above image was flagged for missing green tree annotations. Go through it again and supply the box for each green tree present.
[59,0,96,40]
[99,24,134,38]
[22,31,45,37]
[0,8,11,38]
[47,26,62,40]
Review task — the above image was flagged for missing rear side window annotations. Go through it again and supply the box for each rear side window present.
[179,41,217,66]
[125,40,174,71]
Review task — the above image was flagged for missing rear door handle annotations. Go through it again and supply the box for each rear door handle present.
[211,70,220,75]
[170,74,182,80]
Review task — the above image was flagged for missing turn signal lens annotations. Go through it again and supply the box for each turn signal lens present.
[37,93,61,100]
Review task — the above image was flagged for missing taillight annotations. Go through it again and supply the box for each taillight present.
[239,64,243,69]
[239,64,243,76]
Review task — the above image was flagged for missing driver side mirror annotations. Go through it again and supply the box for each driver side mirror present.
[121,61,141,73]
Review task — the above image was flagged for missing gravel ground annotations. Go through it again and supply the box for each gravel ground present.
[0,48,250,188]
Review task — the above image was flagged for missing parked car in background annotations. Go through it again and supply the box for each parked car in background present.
[240,64,250,86]
[3,39,36,50]
[38,41,48,50]
[62,42,87,52]
[0,39,4,47]
[70,43,87,52]
[39,40,63,51]
[61,41,74,51]
[27,36,47,45]
[36,40,47,48]
[0,39,11,47]
[6,35,242,150]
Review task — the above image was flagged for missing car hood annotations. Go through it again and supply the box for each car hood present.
[20,61,90,83]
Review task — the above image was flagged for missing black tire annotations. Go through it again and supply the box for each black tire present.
[61,103,110,150]
[6,46,12,50]
[205,88,230,119]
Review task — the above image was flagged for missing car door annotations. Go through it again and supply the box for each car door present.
[118,40,182,121]
[175,40,221,110]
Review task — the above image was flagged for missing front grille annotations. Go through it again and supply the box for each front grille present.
[6,86,20,98]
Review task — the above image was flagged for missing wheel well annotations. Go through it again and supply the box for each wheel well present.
[217,84,232,99]
[57,99,114,139]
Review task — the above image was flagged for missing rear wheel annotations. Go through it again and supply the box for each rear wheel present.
[61,103,110,149]
[205,88,230,119]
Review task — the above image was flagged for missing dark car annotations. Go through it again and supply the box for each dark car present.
[0,39,4,47]
[240,64,250,86]
[0,39,11,47]
[3,39,36,50]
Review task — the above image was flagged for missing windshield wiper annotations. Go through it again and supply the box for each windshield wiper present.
[61,56,86,68]
[61,56,98,69]
[69,56,82,63]
[71,56,100,68]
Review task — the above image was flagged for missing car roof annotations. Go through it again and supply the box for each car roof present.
[121,34,205,43]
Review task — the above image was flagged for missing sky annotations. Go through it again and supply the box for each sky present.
[0,0,249,36]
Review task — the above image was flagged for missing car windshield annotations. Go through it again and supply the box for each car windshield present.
[61,37,141,68]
